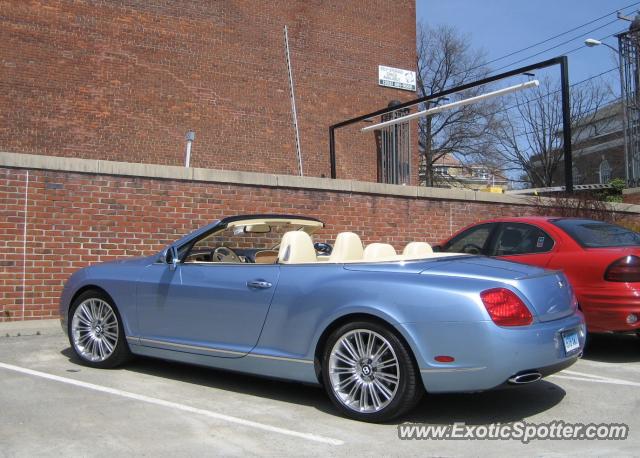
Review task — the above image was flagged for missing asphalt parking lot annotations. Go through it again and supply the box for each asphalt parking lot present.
[0,320,638,457]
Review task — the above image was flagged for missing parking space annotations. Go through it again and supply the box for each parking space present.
[0,320,638,456]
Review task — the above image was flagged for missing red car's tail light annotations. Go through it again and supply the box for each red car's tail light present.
[604,255,640,282]
[480,288,533,326]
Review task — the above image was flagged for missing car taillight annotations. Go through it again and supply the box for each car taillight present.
[480,288,533,327]
[604,255,640,282]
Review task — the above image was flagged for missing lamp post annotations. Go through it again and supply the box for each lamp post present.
[584,38,629,185]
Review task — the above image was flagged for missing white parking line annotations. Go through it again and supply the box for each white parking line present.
[578,358,640,372]
[552,369,640,388]
[0,362,344,446]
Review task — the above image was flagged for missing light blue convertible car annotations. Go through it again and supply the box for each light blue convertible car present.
[60,214,586,421]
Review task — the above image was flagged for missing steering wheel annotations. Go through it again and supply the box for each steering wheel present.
[212,246,242,263]
[314,242,333,255]
[461,243,482,255]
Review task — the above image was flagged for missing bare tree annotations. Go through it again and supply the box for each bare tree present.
[490,77,612,188]
[416,23,501,186]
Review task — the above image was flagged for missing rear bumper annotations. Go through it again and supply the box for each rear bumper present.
[401,312,586,393]
[577,286,640,333]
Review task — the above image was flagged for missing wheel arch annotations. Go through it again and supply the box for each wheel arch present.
[68,285,117,318]
[312,312,421,385]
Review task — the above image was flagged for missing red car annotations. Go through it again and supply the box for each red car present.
[436,217,640,334]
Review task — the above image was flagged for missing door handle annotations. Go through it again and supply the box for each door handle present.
[247,280,272,289]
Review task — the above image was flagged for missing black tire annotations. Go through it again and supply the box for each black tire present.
[321,320,423,422]
[68,289,132,369]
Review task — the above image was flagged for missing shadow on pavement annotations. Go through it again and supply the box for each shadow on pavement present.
[581,333,640,364]
[405,381,565,425]
[62,347,567,424]
[61,347,337,415]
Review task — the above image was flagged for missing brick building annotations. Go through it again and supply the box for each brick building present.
[1,2,639,321]
[0,0,417,182]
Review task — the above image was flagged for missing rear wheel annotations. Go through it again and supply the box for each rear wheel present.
[321,320,422,422]
[68,290,132,368]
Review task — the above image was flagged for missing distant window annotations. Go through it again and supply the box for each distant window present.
[553,219,640,248]
[572,165,581,185]
[599,159,611,184]
[434,166,448,176]
[378,108,411,185]
[473,169,489,179]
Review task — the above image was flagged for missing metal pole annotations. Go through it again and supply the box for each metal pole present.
[329,127,336,178]
[362,80,539,132]
[618,35,630,185]
[560,56,574,193]
[284,25,304,176]
[184,130,195,168]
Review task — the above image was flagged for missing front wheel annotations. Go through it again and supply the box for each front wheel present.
[68,290,132,368]
[321,321,423,422]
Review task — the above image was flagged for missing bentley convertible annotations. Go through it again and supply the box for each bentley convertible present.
[60,214,586,422]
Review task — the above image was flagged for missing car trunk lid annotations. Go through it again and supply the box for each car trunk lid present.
[420,257,576,322]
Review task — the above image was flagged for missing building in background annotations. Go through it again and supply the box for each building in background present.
[420,153,509,191]
[0,1,417,183]
[533,101,624,187]
[571,101,624,185]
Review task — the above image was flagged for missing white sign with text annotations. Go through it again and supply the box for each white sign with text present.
[378,65,416,91]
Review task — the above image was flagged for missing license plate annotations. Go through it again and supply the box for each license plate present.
[562,331,580,353]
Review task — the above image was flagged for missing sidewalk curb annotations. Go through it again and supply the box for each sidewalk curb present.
[0,319,62,337]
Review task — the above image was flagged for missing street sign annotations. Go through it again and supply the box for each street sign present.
[378,65,416,92]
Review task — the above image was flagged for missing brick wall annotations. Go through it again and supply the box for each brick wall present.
[0,0,417,182]
[0,164,549,321]
[623,189,640,205]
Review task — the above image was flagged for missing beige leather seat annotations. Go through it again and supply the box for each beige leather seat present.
[277,231,317,264]
[329,232,363,262]
[402,241,433,259]
[363,243,397,261]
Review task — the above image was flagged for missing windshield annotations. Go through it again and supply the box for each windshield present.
[552,219,640,248]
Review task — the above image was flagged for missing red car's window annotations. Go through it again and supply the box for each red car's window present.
[490,223,554,256]
[552,219,640,248]
[444,223,495,255]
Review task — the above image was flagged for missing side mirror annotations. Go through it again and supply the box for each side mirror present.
[167,246,180,270]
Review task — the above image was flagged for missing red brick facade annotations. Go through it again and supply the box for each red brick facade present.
[1,165,545,321]
[0,0,417,182]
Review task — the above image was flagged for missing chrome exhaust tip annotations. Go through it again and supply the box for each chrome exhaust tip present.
[508,372,542,385]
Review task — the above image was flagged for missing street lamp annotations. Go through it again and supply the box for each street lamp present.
[584,37,629,185]
[584,38,618,53]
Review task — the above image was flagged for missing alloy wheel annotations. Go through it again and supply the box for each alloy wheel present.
[71,298,119,362]
[328,329,400,413]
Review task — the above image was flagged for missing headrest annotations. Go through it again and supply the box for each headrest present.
[363,243,397,261]
[278,231,317,264]
[402,241,433,258]
[329,232,364,262]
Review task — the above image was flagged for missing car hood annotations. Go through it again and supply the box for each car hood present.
[90,255,156,268]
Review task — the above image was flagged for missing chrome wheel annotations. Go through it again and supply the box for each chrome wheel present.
[328,329,400,413]
[71,298,119,362]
